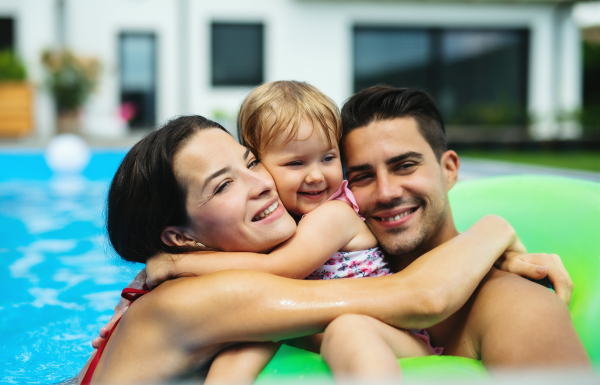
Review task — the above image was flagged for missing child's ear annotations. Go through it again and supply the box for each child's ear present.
[161,226,197,247]
[441,150,460,191]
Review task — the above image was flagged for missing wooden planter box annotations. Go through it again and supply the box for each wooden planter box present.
[0,82,34,137]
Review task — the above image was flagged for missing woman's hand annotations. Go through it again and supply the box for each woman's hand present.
[494,250,573,306]
[91,269,147,349]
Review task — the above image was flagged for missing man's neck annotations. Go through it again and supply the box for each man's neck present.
[387,217,460,273]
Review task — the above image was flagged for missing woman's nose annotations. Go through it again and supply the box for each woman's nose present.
[248,168,276,198]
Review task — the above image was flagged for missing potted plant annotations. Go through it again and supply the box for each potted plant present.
[0,49,33,137]
[41,49,101,133]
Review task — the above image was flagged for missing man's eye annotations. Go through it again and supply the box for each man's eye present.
[349,174,371,185]
[396,163,416,171]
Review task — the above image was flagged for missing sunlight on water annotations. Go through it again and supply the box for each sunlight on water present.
[0,151,141,384]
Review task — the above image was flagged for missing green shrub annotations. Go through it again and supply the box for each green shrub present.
[0,50,27,81]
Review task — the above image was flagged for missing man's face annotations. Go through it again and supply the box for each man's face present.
[343,117,457,257]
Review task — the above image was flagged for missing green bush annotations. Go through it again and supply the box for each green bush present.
[0,50,27,81]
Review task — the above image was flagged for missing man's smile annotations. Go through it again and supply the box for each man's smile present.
[371,206,420,227]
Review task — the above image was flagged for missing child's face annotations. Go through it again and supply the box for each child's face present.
[261,120,343,217]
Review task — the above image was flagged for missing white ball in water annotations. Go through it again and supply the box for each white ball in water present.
[45,134,91,174]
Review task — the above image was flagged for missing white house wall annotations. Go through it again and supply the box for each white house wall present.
[1,0,583,139]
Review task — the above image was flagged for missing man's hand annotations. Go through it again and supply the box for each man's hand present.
[91,269,147,349]
[495,251,573,306]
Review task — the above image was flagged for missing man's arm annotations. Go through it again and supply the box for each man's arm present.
[477,269,590,367]
[430,268,590,368]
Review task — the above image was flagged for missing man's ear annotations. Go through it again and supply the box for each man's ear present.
[440,150,460,191]
[161,226,197,247]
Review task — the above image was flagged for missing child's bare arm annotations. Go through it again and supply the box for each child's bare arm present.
[205,342,281,385]
[147,201,363,287]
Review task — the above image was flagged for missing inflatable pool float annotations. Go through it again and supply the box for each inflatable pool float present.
[256,175,600,382]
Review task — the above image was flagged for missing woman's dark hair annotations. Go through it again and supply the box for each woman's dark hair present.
[106,115,229,263]
[341,86,447,160]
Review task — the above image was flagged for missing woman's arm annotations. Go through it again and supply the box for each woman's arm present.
[147,201,366,286]
[151,215,520,344]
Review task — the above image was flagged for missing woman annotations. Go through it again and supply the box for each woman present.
[79,115,562,384]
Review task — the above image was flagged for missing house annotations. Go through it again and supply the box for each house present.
[0,0,587,140]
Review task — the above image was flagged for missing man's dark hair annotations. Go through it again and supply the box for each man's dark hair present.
[106,115,228,264]
[341,86,447,160]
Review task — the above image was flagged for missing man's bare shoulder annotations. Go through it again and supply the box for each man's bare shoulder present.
[467,268,589,367]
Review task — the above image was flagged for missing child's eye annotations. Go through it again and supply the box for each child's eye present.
[285,161,303,167]
[323,155,335,162]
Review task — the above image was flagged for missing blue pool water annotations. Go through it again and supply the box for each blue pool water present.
[0,150,141,383]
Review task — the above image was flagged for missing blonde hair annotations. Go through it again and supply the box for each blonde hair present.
[238,81,341,157]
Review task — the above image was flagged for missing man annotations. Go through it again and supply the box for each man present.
[340,85,589,367]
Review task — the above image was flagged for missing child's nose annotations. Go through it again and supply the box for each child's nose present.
[305,167,325,184]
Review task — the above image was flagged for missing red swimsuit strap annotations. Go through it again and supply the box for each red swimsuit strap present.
[80,287,150,385]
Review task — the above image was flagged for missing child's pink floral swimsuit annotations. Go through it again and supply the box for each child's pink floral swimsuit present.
[305,180,443,356]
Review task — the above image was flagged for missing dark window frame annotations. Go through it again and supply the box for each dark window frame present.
[211,22,264,87]
[0,17,15,51]
[118,31,158,129]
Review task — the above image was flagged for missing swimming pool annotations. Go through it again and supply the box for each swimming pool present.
[0,150,139,383]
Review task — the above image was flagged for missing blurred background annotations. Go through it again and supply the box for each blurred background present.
[1,2,599,382]
[0,0,598,155]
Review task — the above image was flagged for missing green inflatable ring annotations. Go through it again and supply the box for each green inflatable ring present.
[256,175,600,382]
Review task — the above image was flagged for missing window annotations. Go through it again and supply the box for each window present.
[354,27,529,126]
[211,22,264,86]
[119,32,157,128]
[0,17,15,51]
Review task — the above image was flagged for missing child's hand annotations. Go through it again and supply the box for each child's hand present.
[494,251,573,306]
[91,269,147,349]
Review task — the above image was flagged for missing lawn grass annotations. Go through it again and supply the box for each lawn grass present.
[458,150,600,173]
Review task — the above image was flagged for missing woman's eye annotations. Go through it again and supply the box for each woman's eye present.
[215,181,231,194]
[248,159,261,168]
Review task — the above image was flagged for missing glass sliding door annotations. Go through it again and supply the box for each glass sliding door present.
[354,27,529,126]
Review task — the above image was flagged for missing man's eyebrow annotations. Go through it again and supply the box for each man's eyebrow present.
[346,163,374,175]
[386,151,423,166]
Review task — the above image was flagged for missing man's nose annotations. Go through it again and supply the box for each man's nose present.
[373,174,402,203]
[305,166,325,184]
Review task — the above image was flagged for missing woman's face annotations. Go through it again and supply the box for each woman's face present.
[173,129,296,253]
